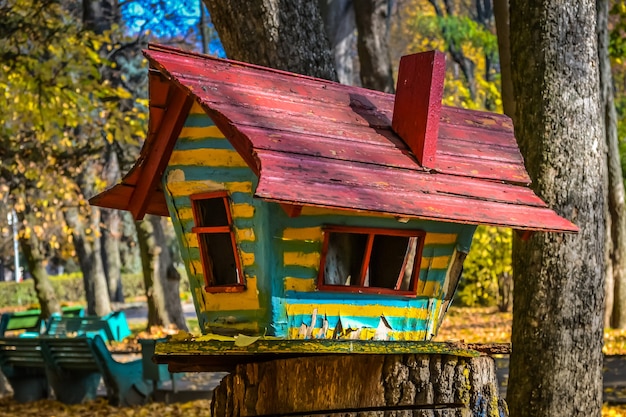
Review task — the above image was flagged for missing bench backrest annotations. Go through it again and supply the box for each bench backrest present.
[40,337,100,372]
[0,306,86,337]
[0,338,46,369]
[45,311,131,342]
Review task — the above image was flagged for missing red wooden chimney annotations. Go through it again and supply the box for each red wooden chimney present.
[392,51,446,169]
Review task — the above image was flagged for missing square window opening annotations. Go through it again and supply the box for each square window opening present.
[191,192,245,292]
[319,227,425,295]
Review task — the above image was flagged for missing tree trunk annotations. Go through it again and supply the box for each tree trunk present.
[136,215,187,330]
[203,0,337,81]
[16,209,61,318]
[64,205,111,316]
[507,1,605,417]
[353,0,395,92]
[597,0,626,329]
[493,0,515,120]
[318,0,359,86]
[212,354,506,416]
[100,145,124,303]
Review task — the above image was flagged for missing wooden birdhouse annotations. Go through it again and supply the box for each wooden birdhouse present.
[91,44,576,369]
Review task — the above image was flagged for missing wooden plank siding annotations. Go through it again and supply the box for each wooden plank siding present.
[162,103,477,340]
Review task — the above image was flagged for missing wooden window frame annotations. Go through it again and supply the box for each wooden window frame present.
[317,226,426,296]
[190,191,245,293]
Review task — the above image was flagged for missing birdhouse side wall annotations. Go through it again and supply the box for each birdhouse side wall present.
[265,203,476,341]
[162,103,271,335]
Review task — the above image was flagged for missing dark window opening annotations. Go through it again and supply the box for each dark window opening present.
[319,226,425,295]
[191,191,244,292]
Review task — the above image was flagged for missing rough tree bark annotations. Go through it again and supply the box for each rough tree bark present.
[212,354,506,417]
[507,1,605,416]
[136,215,188,330]
[203,0,337,81]
[353,0,395,92]
[597,0,626,329]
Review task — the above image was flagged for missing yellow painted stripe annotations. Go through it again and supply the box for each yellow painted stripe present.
[190,259,203,276]
[232,203,255,218]
[300,206,393,218]
[170,149,248,167]
[240,251,255,266]
[194,276,260,311]
[420,255,450,270]
[286,327,428,341]
[282,227,322,242]
[185,233,199,248]
[235,228,256,242]
[284,277,317,292]
[286,303,430,320]
[166,180,252,197]
[418,280,441,298]
[283,252,320,268]
[178,125,225,139]
[177,207,193,221]
[424,233,457,245]
[189,102,204,114]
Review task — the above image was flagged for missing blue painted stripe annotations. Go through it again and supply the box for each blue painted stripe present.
[283,293,433,306]
[282,266,318,279]
[165,166,254,182]
[184,113,215,127]
[175,138,234,151]
[287,314,428,332]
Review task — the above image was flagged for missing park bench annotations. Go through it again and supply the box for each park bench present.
[45,310,131,342]
[0,335,151,406]
[0,337,49,402]
[0,306,84,337]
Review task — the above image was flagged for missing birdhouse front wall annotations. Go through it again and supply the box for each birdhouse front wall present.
[162,103,477,340]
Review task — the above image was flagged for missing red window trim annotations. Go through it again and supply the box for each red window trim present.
[190,191,245,293]
[317,225,426,297]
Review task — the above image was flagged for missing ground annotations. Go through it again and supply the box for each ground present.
[1,306,626,416]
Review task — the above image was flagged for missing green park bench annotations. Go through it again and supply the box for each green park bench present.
[0,306,85,337]
[45,310,131,342]
[0,335,151,406]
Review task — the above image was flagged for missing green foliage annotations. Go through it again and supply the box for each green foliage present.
[0,272,146,307]
[456,226,512,307]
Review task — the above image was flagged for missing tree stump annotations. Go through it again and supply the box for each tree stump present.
[211,353,507,417]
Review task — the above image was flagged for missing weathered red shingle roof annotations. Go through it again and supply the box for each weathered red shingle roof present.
[90,44,577,233]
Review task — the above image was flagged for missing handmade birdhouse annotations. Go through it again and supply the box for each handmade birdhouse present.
[91,45,576,364]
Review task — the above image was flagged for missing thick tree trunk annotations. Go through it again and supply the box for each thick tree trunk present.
[508,1,605,417]
[203,0,337,81]
[597,0,626,329]
[212,354,506,416]
[136,215,187,330]
[353,0,395,92]
[16,210,61,318]
[65,205,111,316]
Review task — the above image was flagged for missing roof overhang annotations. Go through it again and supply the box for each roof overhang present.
[90,44,578,234]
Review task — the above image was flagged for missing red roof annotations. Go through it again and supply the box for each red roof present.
[90,44,577,233]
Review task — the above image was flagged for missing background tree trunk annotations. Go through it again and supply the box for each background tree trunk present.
[318,0,359,86]
[507,1,605,416]
[136,215,187,330]
[353,0,395,92]
[101,146,124,303]
[16,208,61,318]
[493,0,515,120]
[203,0,337,81]
[64,205,111,316]
[597,0,626,329]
